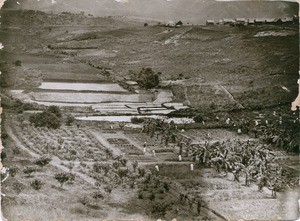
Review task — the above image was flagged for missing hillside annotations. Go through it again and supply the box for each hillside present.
[0,9,298,111]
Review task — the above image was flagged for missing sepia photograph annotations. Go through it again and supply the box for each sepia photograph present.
[0,0,299,220]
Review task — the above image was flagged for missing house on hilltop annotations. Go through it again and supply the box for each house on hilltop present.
[206,20,214,25]
[254,18,266,24]
[223,18,235,25]
[248,18,255,25]
[176,21,183,27]
[165,21,176,27]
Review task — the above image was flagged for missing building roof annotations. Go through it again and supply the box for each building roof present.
[223,18,235,23]
[236,18,246,22]
[255,18,266,23]
[206,20,214,23]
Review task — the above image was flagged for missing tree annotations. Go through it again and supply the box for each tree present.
[29,111,61,129]
[54,172,70,187]
[135,68,160,89]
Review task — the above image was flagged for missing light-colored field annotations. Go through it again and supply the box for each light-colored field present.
[32,92,143,103]
[38,82,127,92]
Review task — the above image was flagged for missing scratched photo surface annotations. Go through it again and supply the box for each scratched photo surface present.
[0,0,299,220]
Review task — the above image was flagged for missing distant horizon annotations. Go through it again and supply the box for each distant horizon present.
[1,0,298,24]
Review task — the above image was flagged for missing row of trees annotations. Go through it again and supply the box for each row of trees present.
[191,140,297,197]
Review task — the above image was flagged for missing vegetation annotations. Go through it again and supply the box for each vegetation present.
[133,68,160,89]
[23,166,37,177]
[31,179,43,190]
[29,106,62,129]
[35,155,52,168]
[65,115,75,126]
[54,172,72,187]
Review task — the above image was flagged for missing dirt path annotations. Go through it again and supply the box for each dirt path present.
[219,85,244,109]
[5,123,96,185]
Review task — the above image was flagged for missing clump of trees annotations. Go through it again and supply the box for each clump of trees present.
[29,106,62,129]
[131,68,161,89]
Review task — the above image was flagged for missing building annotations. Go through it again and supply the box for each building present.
[248,18,255,24]
[175,21,183,27]
[254,18,266,24]
[223,18,235,25]
[206,20,215,25]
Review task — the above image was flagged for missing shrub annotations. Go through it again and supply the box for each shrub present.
[138,168,146,177]
[151,201,169,218]
[35,155,51,168]
[117,168,129,178]
[144,23,148,27]
[54,172,70,187]
[119,158,127,167]
[131,117,145,124]
[92,163,102,173]
[23,166,37,177]
[47,106,62,118]
[66,115,75,126]
[112,162,120,169]
[31,179,43,190]
[1,151,6,161]
[14,60,22,66]
[92,191,104,200]
[9,166,18,177]
[104,186,112,194]
[193,114,204,123]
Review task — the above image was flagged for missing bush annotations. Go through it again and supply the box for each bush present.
[1,151,6,161]
[23,166,37,177]
[104,186,112,194]
[151,201,169,218]
[144,23,148,27]
[14,60,22,66]
[9,166,18,177]
[131,117,145,124]
[134,68,160,89]
[193,114,204,123]
[138,168,146,177]
[35,155,51,168]
[54,172,70,187]
[31,179,43,190]
[66,115,75,126]
[92,191,104,200]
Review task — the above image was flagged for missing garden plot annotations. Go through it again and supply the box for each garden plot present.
[38,82,127,92]
[107,138,143,155]
[11,120,113,162]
